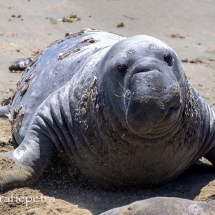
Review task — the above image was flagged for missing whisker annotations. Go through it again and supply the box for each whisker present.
[118,82,126,91]
[115,93,129,100]
[115,94,122,98]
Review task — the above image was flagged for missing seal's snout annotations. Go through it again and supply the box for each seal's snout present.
[126,69,182,136]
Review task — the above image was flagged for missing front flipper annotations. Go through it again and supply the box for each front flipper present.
[0,125,57,190]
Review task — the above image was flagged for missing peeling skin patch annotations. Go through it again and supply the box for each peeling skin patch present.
[75,76,98,131]
[58,52,71,60]
[0,97,11,106]
[17,55,39,88]
[16,79,21,87]
[46,39,65,49]
[58,48,81,60]
[13,106,22,121]
[12,106,24,132]
[65,29,87,38]
[72,48,81,53]
[16,29,90,86]
[13,36,70,100]
[58,37,97,60]
[19,73,34,96]
[80,37,97,44]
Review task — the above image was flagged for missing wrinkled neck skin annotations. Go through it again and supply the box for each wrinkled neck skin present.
[191,86,215,164]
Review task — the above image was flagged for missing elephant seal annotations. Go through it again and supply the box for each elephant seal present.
[0,29,215,190]
[100,197,215,215]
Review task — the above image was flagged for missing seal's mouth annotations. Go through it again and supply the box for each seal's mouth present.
[151,103,182,135]
[126,98,182,137]
[166,102,181,120]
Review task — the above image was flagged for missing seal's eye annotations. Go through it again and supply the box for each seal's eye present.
[164,54,173,66]
[117,64,128,75]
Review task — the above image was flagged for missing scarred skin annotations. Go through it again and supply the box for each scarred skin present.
[0,29,215,190]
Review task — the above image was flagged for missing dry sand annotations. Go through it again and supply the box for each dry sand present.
[0,0,215,214]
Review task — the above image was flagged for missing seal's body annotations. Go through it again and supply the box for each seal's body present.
[101,197,215,215]
[0,29,215,189]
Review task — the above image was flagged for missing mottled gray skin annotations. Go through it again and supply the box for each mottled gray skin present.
[101,197,215,215]
[0,29,215,190]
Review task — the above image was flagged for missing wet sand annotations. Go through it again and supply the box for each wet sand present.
[0,0,215,214]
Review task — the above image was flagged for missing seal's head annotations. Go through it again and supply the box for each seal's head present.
[101,35,187,138]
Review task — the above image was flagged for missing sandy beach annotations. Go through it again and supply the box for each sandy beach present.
[0,0,215,214]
